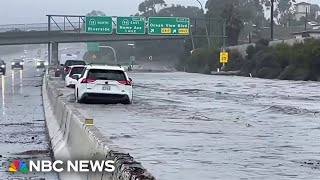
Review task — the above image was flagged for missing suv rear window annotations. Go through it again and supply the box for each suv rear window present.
[65,60,86,66]
[70,67,85,75]
[87,69,126,81]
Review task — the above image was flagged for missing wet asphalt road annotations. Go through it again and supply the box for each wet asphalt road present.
[52,71,320,180]
[0,51,58,179]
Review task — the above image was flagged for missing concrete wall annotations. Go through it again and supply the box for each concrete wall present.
[42,74,155,180]
[226,38,306,57]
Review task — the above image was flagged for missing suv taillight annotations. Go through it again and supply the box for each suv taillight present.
[118,80,132,86]
[81,78,96,83]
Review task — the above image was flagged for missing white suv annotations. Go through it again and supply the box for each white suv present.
[65,65,86,88]
[74,65,133,104]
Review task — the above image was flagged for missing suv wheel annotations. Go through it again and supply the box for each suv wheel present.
[123,98,132,105]
[54,72,60,77]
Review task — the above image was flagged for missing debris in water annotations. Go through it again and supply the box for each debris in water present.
[246,124,253,127]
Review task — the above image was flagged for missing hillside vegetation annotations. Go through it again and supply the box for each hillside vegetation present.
[177,38,320,81]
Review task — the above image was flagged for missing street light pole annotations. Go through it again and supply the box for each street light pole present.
[270,0,274,40]
[190,25,195,50]
[196,0,211,48]
[99,46,117,63]
[128,44,135,70]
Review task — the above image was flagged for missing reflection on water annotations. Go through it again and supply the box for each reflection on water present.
[19,70,23,94]
[1,75,5,115]
[11,70,14,94]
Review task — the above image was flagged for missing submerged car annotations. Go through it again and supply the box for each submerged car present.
[36,59,47,68]
[65,65,85,88]
[74,65,133,104]
[11,59,24,70]
[62,60,86,79]
[0,59,6,75]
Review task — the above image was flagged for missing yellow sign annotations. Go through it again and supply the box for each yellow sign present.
[161,28,171,34]
[220,52,228,63]
[85,118,94,126]
[179,28,189,34]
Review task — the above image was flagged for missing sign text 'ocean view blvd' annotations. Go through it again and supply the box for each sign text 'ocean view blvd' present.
[148,17,190,35]
[85,16,112,34]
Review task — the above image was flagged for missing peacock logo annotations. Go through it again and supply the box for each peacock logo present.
[8,160,29,173]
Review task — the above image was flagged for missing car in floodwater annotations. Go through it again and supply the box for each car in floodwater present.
[24,57,33,63]
[11,59,24,70]
[0,59,6,75]
[74,65,133,104]
[61,60,86,80]
[36,59,47,68]
[65,65,85,88]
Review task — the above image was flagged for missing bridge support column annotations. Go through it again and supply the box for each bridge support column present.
[51,42,59,65]
[47,43,51,65]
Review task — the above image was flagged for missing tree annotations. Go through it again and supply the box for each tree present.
[206,0,262,45]
[157,5,203,18]
[223,4,244,46]
[86,10,106,16]
[264,0,296,25]
[138,0,166,15]
[310,4,320,22]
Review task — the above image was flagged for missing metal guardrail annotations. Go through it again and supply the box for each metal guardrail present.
[0,22,83,33]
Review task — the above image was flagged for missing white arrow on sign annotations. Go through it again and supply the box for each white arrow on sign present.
[150,29,154,33]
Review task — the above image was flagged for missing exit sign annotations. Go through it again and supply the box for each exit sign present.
[148,17,190,35]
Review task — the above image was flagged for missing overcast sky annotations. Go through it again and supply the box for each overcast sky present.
[0,0,319,24]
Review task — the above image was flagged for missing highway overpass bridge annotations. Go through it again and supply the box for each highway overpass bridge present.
[0,31,185,45]
[0,15,226,64]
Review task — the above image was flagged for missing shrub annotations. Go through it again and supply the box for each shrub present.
[178,38,320,81]
[225,50,245,71]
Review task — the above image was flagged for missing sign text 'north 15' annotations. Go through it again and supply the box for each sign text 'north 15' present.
[85,16,113,34]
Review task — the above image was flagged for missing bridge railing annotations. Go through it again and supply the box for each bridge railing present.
[0,15,227,44]
[0,22,84,32]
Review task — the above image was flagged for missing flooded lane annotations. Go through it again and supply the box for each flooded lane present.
[56,72,320,180]
[0,56,58,179]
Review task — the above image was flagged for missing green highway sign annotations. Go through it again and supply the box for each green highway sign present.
[86,43,99,52]
[85,16,113,34]
[130,56,136,61]
[148,17,190,35]
[116,17,146,34]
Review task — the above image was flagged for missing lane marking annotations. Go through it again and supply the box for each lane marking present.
[2,70,20,79]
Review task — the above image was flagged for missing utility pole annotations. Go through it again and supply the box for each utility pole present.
[305,7,308,30]
[196,0,211,48]
[270,0,274,40]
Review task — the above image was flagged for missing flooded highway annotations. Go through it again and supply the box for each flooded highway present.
[62,72,320,180]
[0,51,58,179]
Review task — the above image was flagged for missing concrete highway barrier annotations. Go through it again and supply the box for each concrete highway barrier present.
[42,74,155,180]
